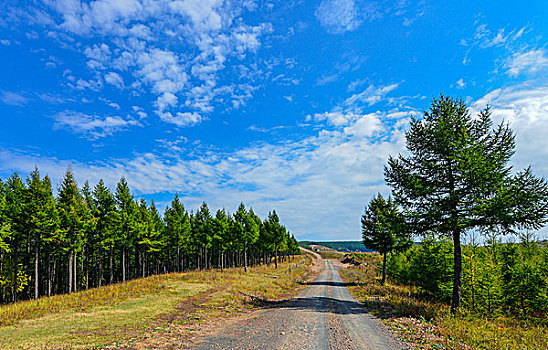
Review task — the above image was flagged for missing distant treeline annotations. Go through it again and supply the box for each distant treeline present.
[0,167,299,304]
[300,241,373,253]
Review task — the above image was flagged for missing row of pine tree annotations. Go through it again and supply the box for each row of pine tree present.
[0,167,299,304]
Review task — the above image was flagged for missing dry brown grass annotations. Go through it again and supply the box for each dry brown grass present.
[0,256,314,349]
[339,253,548,350]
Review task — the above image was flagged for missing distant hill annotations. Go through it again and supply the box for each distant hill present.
[299,241,374,253]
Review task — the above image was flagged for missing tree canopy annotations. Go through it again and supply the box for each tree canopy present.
[384,95,548,313]
[361,193,412,285]
[0,167,299,304]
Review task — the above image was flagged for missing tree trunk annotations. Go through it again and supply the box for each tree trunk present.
[177,244,180,272]
[85,246,89,290]
[73,250,77,292]
[12,245,18,303]
[244,243,248,272]
[451,230,462,314]
[109,246,114,284]
[205,245,208,270]
[122,246,126,282]
[381,251,387,285]
[67,251,72,294]
[52,258,56,296]
[274,245,278,269]
[98,252,103,287]
[34,243,39,299]
[47,250,51,297]
[220,248,224,271]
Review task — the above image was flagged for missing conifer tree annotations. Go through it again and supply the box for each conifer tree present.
[115,178,138,282]
[26,168,59,298]
[57,168,86,294]
[385,95,548,313]
[213,209,230,270]
[92,179,117,286]
[361,193,411,285]
[0,179,11,254]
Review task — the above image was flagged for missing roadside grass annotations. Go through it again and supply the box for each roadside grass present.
[339,253,548,350]
[0,256,313,349]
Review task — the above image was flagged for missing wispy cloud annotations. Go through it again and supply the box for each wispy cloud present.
[315,0,362,34]
[455,78,466,89]
[51,110,141,139]
[0,91,29,106]
[461,21,527,65]
[7,0,271,129]
[504,49,548,77]
[158,111,204,128]
[344,83,399,108]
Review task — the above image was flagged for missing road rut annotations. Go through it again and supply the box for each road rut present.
[193,259,405,350]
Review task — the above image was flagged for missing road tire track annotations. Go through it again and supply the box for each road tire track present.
[192,259,407,350]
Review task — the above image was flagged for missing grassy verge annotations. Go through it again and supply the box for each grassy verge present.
[339,253,548,350]
[0,256,313,349]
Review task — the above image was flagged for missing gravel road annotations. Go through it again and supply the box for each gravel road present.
[192,259,406,350]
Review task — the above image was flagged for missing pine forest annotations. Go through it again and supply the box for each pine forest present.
[0,167,299,304]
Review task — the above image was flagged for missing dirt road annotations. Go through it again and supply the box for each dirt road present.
[193,259,406,350]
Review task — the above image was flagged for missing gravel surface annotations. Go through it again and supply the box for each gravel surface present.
[192,260,407,350]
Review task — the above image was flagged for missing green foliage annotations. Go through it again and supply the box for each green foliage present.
[388,238,548,319]
[0,264,28,300]
[0,166,297,304]
[361,193,412,284]
[384,95,548,312]
[362,194,411,254]
[388,236,453,301]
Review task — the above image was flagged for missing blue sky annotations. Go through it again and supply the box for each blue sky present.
[1,0,548,241]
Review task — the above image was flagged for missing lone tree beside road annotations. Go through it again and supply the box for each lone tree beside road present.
[384,95,548,314]
[361,193,412,285]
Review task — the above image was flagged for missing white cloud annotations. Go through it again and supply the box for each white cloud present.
[0,91,29,106]
[313,111,353,126]
[6,85,547,239]
[344,83,399,108]
[473,85,548,177]
[461,22,528,66]
[504,49,548,77]
[2,102,412,240]
[456,78,466,89]
[343,113,382,137]
[158,111,204,127]
[17,0,270,128]
[51,110,141,139]
[470,23,525,49]
[104,71,125,88]
[0,39,10,46]
[315,0,361,34]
